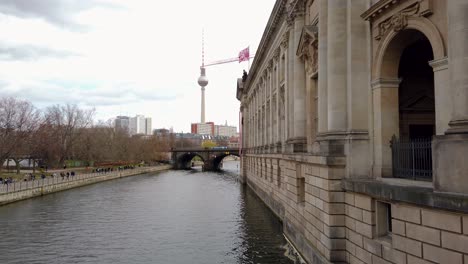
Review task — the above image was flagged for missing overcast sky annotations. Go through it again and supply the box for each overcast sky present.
[0,0,275,132]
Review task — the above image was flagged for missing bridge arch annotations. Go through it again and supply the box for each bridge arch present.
[174,152,205,170]
[211,153,240,171]
[171,147,240,171]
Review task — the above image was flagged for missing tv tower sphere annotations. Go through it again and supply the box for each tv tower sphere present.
[198,67,208,87]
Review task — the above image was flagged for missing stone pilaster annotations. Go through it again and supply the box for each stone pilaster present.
[429,57,450,135]
[326,0,348,132]
[287,28,295,150]
[292,12,307,152]
[446,0,468,134]
[372,78,400,178]
[317,0,328,134]
[345,0,371,179]
[275,51,281,147]
[433,0,468,194]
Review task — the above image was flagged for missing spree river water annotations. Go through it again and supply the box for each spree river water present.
[0,161,294,264]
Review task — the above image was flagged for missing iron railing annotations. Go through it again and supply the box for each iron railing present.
[0,166,168,195]
[390,135,433,181]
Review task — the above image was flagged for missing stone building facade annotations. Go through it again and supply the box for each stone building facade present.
[236,0,468,263]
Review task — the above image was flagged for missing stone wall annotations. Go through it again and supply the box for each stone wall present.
[0,165,171,206]
[345,192,468,264]
[244,155,468,264]
[244,154,346,264]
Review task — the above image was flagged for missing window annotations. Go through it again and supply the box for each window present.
[296,163,305,204]
[376,201,392,238]
[277,160,281,188]
[270,164,274,183]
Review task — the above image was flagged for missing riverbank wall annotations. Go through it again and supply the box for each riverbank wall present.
[0,165,172,206]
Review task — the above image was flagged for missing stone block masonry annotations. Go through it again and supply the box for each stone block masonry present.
[0,165,172,206]
[244,154,468,264]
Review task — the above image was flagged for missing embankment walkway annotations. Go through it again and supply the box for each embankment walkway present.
[0,165,172,206]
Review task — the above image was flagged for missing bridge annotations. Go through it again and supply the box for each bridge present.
[171,147,240,171]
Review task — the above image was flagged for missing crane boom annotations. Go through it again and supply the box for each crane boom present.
[204,54,255,67]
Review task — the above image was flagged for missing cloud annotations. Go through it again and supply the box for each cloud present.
[0,0,120,31]
[0,79,177,108]
[0,43,79,61]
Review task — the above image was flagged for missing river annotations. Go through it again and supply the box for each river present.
[0,161,294,264]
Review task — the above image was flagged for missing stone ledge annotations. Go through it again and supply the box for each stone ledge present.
[342,178,468,213]
[244,153,345,167]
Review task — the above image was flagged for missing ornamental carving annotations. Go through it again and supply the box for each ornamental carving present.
[281,31,289,49]
[375,1,428,40]
[273,48,280,61]
[297,25,318,76]
[267,60,273,71]
[279,85,285,103]
[286,0,306,25]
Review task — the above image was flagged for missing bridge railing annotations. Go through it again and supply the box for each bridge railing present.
[171,147,239,152]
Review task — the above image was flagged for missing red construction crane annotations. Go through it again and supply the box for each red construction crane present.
[204,54,255,67]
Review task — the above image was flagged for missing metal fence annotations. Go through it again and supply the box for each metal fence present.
[0,167,161,194]
[390,135,433,181]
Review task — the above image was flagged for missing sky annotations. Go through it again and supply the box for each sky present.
[0,0,275,133]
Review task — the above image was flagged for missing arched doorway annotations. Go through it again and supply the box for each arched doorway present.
[372,24,445,179]
[392,30,434,180]
[398,30,435,140]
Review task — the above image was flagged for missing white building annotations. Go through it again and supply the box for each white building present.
[145,117,152,135]
[129,115,152,135]
[215,125,237,137]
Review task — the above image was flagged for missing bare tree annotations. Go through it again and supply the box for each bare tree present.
[44,104,95,167]
[0,97,40,172]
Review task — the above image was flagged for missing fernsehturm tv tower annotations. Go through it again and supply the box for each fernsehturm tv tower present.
[197,30,208,124]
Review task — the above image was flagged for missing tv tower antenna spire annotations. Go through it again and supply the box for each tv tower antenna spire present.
[197,29,208,124]
[202,29,205,67]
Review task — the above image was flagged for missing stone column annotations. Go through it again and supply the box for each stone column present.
[326,0,347,132]
[317,0,328,134]
[305,76,313,152]
[275,55,281,146]
[269,69,274,146]
[433,0,468,194]
[345,0,371,178]
[446,0,468,134]
[429,58,450,135]
[346,0,369,132]
[372,78,400,178]
[254,95,258,148]
[292,14,307,152]
[287,29,294,143]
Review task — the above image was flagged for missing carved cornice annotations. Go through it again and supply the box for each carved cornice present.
[371,78,401,89]
[286,0,306,25]
[243,0,288,92]
[364,0,434,40]
[362,0,432,22]
[362,0,402,21]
